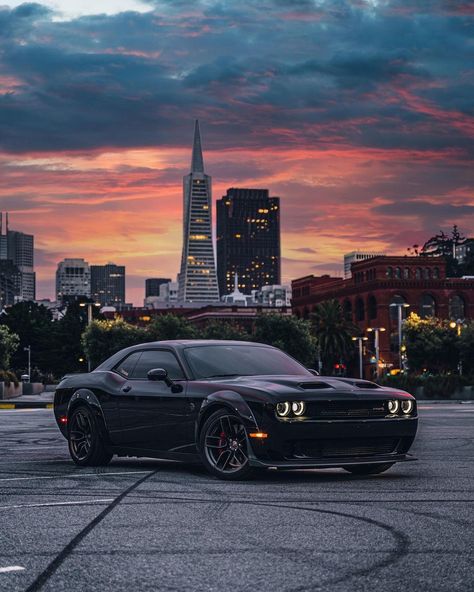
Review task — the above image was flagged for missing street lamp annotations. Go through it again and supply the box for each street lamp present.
[390,302,410,370]
[79,302,101,371]
[352,336,368,379]
[449,319,464,375]
[367,327,386,380]
[23,345,31,382]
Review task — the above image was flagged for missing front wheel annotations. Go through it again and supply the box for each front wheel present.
[343,463,394,475]
[68,406,113,467]
[199,410,254,480]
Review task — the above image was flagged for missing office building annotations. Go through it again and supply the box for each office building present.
[91,263,126,306]
[216,188,280,296]
[177,121,219,303]
[0,212,36,301]
[145,278,171,298]
[56,258,91,303]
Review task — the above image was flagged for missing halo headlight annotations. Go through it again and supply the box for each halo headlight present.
[387,400,399,415]
[276,402,291,417]
[291,401,306,416]
[401,400,414,414]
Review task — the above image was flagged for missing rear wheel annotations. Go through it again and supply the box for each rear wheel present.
[343,463,394,475]
[68,406,113,467]
[199,409,254,480]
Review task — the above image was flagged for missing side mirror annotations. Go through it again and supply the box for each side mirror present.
[147,368,183,393]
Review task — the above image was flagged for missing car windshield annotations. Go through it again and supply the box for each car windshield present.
[184,345,311,379]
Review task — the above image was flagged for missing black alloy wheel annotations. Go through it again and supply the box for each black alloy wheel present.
[343,462,394,475]
[68,406,113,467]
[200,409,254,480]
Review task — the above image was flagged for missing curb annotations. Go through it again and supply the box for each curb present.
[0,401,53,410]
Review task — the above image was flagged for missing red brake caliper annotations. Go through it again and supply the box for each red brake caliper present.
[218,431,227,450]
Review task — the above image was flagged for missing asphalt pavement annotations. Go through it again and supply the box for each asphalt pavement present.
[0,404,472,592]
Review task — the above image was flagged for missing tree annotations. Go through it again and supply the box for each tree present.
[253,314,317,367]
[310,300,357,374]
[0,301,54,375]
[82,319,149,369]
[199,322,250,341]
[421,225,466,277]
[459,322,474,376]
[403,313,459,373]
[148,314,199,341]
[0,325,20,370]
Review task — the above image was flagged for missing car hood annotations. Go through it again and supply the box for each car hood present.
[203,374,412,400]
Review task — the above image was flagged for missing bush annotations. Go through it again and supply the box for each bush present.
[0,370,19,387]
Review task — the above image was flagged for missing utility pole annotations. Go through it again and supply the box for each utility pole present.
[390,303,410,370]
[24,346,31,382]
[79,302,101,372]
[367,327,386,380]
[352,336,368,379]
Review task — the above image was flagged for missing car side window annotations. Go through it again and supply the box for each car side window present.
[130,350,185,381]
[114,351,142,378]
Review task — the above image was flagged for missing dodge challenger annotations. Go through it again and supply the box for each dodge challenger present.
[54,340,418,480]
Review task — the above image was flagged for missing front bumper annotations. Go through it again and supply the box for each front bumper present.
[247,416,418,467]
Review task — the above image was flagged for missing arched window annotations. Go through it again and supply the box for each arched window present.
[403,267,410,279]
[355,297,365,321]
[343,300,353,322]
[386,267,393,278]
[389,294,409,322]
[449,295,465,320]
[420,294,436,318]
[433,267,440,279]
[415,267,422,280]
[395,267,401,279]
[423,268,431,280]
[368,295,377,320]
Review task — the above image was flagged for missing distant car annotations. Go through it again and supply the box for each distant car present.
[54,340,418,480]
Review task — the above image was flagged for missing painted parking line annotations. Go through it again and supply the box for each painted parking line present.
[0,566,25,574]
[0,499,114,511]
[0,470,151,483]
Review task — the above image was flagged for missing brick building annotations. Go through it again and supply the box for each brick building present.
[292,256,474,376]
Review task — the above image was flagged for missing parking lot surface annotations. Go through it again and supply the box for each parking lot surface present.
[0,404,472,592]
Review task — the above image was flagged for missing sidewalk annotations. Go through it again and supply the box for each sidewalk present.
[0,390,54,409]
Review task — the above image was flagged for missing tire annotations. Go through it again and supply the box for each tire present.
[343,463,394,475]
[68,405,113,467]
[199,409,254,481]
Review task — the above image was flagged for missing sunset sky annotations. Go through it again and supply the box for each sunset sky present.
[0,0,473,305]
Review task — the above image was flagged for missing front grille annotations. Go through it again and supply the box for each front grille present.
[288,437,399,460]
[309,400,387,419]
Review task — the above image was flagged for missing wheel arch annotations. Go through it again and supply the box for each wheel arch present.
[196,390,259,443]
[67,389,110,442]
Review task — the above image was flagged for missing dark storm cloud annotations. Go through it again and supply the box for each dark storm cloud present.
[0,0,472,154]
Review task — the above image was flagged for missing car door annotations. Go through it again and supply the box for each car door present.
[116,349,188,453]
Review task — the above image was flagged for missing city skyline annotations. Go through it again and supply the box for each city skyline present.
[0,1,472,305]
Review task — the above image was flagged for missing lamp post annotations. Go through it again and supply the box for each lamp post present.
[23,346,31,382]
[449,319,464,375]
[390,302,410,370]
[352,336,368,379]
[367,327,386,379]
[79,302,101,371]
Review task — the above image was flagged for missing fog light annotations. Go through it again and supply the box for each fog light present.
[387,400,399,414]
[291,401,305,416]
[276,402,290,417]
[401,400,414,414]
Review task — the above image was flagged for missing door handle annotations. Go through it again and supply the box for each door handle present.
[122,385,131,393]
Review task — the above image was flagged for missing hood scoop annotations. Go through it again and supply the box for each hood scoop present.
[298,382,333,390]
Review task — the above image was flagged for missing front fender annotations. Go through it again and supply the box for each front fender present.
[196,390,260,441]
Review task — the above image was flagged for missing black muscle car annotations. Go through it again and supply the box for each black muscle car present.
[54,340,418,480]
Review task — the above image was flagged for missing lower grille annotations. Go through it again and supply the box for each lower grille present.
[289,437,399,460]
[310,401,387,419]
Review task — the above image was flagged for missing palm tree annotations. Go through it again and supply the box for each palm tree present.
[310,300,357,375]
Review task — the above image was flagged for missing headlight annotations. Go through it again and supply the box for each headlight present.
[291,401,306,416]
[276,402,291,417]
[401,400,414,414]
[387,400,399,414]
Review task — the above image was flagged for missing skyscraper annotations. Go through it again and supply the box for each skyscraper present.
[91,263,126,306]
[177,121,219,303]
[56,258,91,303]
[216,188,281,296]
[0,212,36,301]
